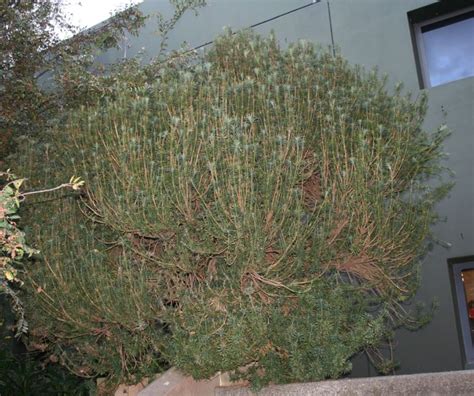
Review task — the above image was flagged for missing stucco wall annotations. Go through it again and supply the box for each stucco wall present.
[98,0,474,378]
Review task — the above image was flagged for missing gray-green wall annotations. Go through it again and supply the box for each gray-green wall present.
[99,0,474,378]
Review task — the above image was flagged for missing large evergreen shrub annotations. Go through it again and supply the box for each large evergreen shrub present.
[17,31,450,387]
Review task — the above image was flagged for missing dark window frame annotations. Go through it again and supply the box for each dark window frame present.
[408,1,474,89]
[448,255,474,370]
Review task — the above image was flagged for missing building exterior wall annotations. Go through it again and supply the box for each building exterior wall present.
[99,0,474,378]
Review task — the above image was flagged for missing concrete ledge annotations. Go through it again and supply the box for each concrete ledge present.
[215,370,474,396]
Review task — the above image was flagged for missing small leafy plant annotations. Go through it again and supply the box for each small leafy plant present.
[0,170,84,336]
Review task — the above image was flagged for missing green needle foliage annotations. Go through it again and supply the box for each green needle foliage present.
[16,31,451,387]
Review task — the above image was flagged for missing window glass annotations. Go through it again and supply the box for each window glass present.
[421,12,474,87]
[450,259,474,369]
[462,269,474,346]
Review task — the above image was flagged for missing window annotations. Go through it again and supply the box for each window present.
[408,2,474,88]
[449,256,474,369]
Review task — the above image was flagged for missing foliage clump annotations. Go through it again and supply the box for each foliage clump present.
[17,31,450,387]
[0,0,205,161]
[0,0,148,161]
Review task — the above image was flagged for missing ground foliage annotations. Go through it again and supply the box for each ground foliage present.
[0,348,94,396]
[15,31,451,387]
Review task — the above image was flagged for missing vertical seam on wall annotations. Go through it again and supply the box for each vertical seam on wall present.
[327,0,336,56]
